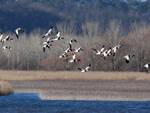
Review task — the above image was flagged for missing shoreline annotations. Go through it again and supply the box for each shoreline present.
[10,79,150,101]
[14,89,150,101]
[0,71,150,101]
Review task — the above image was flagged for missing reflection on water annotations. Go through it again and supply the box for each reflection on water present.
[0,93,150,113]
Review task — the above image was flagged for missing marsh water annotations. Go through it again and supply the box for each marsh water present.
[0,93,150,113]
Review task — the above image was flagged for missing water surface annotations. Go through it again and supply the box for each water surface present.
[0,93,150,113]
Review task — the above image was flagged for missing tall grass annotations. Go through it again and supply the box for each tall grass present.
[0,22,149,71]
[0,81,13,95]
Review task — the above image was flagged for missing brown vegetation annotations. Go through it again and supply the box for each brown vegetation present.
[0,71,149,100]
[0,71,150,81]
[8,72,150,100]
[0,22,149,71]
[0,81,13,96]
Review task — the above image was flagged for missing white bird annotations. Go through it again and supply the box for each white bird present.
[2,35,13,44]
[144,63,150,72]
[101,50,108,59]
[123,54,135,64]
[111,44,121,56]
[15,27,24,39]
[106,47,112,56]
[2,46,12,51]
[59,53,68,59]
[59,45,73,59]
[64,43,74,54]
[43,41,49,45]
[46,37,54,43]
[0,33,4,42]
[74,47,84,53]
[69,39,78,45]
[65,47,73,53]
[92,45,105,55]
[78,64,91,72]
[92,49,101,55]
[42,42,52,52]
[52,36,64,41]
[56,32,61,38]
[52,32,64,41]
[69,54,80,63]
[42,28,53,38]
[100,45,105,53]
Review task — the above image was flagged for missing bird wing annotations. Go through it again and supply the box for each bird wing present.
[5,35,10,40]
[72,54,76,59]
[124,55,129,60]
[92,48,98,53]
[144,64,148,68]
[15,29,19,35]
[56,32,60,38]
[69,43,72,50]
[47,29,52,34]
[85,66,90,71]
[0,34,3,40]
[100,48,105,53]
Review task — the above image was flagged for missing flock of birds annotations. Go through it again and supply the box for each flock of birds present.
[0,28,24,51]
[0,27,149,73]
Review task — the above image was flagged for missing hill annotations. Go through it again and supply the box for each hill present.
[0,0,150,33]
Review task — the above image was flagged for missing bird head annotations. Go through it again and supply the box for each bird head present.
[88,64,92,67]
[77,59,81,62]
[61,37,64,40]
[80,48,84,51]
[102,45,105,48]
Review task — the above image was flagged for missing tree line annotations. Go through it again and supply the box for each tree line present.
[0,22,149,72]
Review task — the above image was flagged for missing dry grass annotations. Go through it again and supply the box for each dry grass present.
[2,70,150,100]
[0,81,13,95]
[0,70,149,81]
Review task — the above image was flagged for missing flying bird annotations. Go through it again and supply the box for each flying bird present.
[123,54,135,64]
[106,47,112,56]
[42,41,52,52]
[92,45,105,55]
[92,48,101,55]
[0,33,4,42]
[42,28,53,38]
[101,50,108,59]
[52,32,64,41]
[111,44,121,56]
[78,64,91,72]
[64,43,74,54]
[59,53,68,59]
[46,38,54,43]
[15,27,24,39]
[69,54,80,63]
[52,37,64,41]
[2,45,12,51]
[144,63,150,73]
[69,39,78,45]
[74,47,84,53]
[2,35,13,44]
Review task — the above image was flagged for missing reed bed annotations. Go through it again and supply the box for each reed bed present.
[0,81,13,95]
[0,70,149,81]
